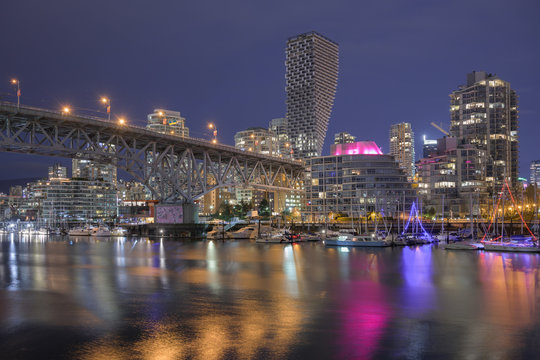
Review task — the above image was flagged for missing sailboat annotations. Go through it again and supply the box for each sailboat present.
[482,179,539,252]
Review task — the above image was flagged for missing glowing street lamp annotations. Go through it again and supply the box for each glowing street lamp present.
[11,79,20,109]
[101,97,111,121]
[62,106,71,115]
[208,123,218,144]
[118,117,126,125]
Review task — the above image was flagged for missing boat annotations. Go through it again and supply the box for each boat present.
[111,227,127,236]
[300,232,321,241]
[68,226,93,236]
[483,237,540,253]
[92,226,111,237]
[440,241,484,250]
[227,224,258,239]
[324,233,391,247]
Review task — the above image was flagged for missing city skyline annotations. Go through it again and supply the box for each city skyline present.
[1,1,539,180]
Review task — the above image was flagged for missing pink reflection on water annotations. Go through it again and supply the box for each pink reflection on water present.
[331,141,383,156]
[338,280,390,359]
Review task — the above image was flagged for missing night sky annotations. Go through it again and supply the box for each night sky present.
[1,0,539,182]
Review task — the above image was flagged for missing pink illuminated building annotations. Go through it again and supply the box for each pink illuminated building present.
[331,141,383,156]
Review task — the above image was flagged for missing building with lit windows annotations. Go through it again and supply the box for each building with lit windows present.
[48,164,68,179]
[530,160,540,187]
[269,117,290,156]
[416,136,487,217]
[30,177,117,224]
[334,132,356,145]
[389,122,415,181]
[72,158,117,185]
[286,32,339,159]
[305,141,415,222]
[422,136,438,158]
[449,71,518,193]
[234,127,279,155]
[147,109,189,137]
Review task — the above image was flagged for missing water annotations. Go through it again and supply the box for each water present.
[1,234,540,359]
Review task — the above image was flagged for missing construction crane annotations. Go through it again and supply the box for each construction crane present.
[430,122,449,136]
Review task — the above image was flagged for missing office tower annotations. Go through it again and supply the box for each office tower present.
[48,164,68,179]
[234,127,279,156]
[305,141,415,222]
[269,117,290,156]
[286,32,339,159]
[530,160,540,187]
[334,132,356,145]
[389,123,415,181]
[450,71,518,193]
[422,136,438,158]
[147,109,189,137]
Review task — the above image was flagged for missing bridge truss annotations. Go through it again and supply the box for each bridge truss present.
[0,103,304,203]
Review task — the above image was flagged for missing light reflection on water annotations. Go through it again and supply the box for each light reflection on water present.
[0,235,540,359]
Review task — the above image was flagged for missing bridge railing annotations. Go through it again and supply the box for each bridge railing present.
[0,101,303,166]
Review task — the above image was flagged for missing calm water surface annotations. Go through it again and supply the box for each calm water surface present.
[1,234,540,359]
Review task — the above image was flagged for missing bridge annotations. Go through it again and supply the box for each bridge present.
[0,102,304,205]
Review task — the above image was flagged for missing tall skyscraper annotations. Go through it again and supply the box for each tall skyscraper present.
[389,122,415,181]
[449,71,518,193]
[285,32,339,159]
[530,160,540,187]
[334,132,356,145]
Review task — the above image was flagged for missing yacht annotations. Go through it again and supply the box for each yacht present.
[92,226,111,237]
[483,239,540,253]
[68,226,93,236]
[111,227,127,236]
[440,242,484,250]
[325,233,392,247]
[227,225,258,239]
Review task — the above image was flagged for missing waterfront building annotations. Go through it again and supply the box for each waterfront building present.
[449,71,518,193]
[286,31,339,159]
[530,160,540,187]
[416,136,487,218]
[269,117,290,156]
[30,177,117,223]
[422,136,438,158]
[305,141,415,222]
[117,179,150,201]
[147,109,189,137]
[334,132,356,145]
[389,123,415,181]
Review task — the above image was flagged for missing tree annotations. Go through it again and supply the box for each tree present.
[258,198,270,218]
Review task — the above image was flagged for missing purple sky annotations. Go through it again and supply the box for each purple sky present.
[1,0,539,181]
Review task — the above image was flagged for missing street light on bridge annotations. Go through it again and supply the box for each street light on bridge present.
[100,97,111,121]
[208,123,218,144]
[10,79,20,109]
[62,106,71,115]
[118,117,126,125]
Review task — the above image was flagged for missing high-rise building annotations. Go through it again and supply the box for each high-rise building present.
[305,141,415,222]
[48,164,68,179]
[147,109,189,137]
[334,132,356,145]
[530,160,540,187]
[286,32,339,159]
[449,71,518,193]
[269,117,290,156]
[234,127,279,156]
[72,159,117,185]
[416,136,487,217]
[422,136,438,158]
[389,123,415,181]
